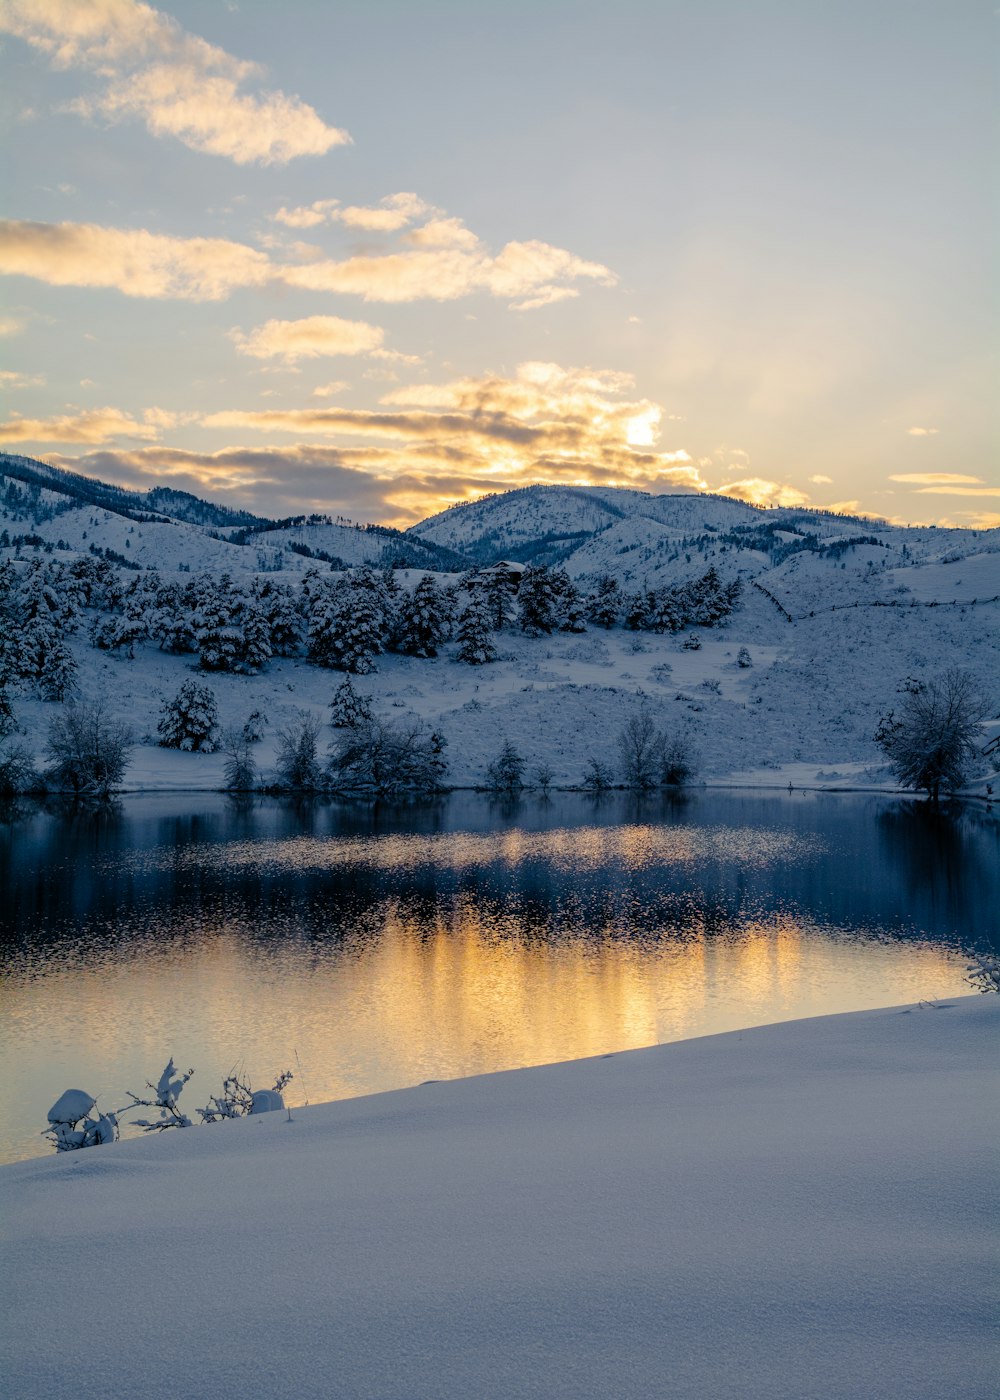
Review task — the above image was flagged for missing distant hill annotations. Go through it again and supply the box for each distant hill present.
[0,453,470,575]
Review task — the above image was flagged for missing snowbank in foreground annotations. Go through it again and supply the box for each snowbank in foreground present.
[2,999,996,1400]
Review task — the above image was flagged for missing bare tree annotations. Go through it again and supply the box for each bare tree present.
[221,725,259,791]
[660,736,695,786]
[875,669,990,802]
[45,701,133,795]
[617,710,663,790]
[274,711,326,790]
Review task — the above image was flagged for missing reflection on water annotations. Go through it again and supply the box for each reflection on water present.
[1,791,996,1164]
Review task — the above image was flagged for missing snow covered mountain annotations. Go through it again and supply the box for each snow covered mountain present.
[2,455,997,794]
[0,453,468,574]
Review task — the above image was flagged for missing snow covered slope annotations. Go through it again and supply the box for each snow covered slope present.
[0,454,465,575]
[1,997,995,1400]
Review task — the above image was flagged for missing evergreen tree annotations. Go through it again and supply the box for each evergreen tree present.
[477,571,514,630]
[238,596,273,674]
[586,574,622,628]
[485,739,525,793]
[517,566,558,636]
[194,577,243,673]
[456,592,497,665]
[254,579,301,656]
[309,573,386,673]
[329,675,373,727]
[397,574,449,657]
[550,568,586,632]
[39,634,77,700]
[157,680,220,751]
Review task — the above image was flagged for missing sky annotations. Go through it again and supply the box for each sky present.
[0,0,996,529]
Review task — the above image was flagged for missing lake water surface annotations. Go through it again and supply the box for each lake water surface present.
[2,790,996,1164]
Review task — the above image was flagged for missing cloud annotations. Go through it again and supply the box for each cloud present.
[809,474,833,485]
[0,0,350,164]
[0,405,167,444]
[906,427,940,436]
[311,381,349,398]
[0,219,271,299]
[889,473,983,485]
[911,486,1000,497]
[229,315,385,362]
[716,478,810,509]
[337,193,430,231]
[270,193,431,233]
[0,370,45,388]
[273,200,340,229]
[280,237,616,306]
[0,316,25,337]
[0,216,617,308]
[190,361,702,516]
[406,217,480,250]
[510,286,580,312]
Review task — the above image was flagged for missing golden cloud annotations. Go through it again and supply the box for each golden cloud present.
[280,240,616,306]
[906,427,940,436]
[229,315,386,362]
[0,216,616,308]
[0,405,165,444]
[191,362,701,517]
[0,219,271,299]
[0,0,349,164]
[912,486,1000,497]
[889,473,983,485]
[0,369,45,388]
[717,478,810,509]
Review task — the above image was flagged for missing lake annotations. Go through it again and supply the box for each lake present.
[1,789,996,1164]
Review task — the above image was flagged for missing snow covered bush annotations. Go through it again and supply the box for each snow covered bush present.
[157,680,220,752]
[45,701,133,794]
[274,711,326,790]
[124,1058,195,1132]
[874,669,990,802]
[44,1088,118,1152]
[737,647,753,668]
[198,1068,293,1122]
[966,954,1000,995]
[485,739,525,793]
[242,709,268,743]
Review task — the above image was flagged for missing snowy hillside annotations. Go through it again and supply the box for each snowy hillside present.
[1,458,998,795]
[0,454,466,576]
[411,484,1000,598]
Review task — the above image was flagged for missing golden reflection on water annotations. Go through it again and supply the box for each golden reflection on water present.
[2,902,968,1164]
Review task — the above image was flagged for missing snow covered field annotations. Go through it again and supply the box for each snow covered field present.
[2,997,996,1400]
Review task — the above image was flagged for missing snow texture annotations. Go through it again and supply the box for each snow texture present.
[1,997,995,1400]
